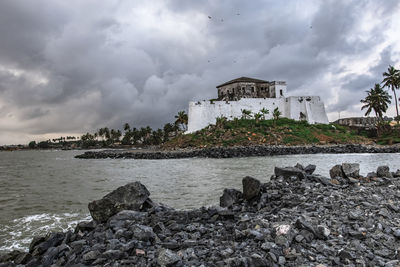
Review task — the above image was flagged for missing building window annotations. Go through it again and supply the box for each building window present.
[242,87,245,93]
[280,90,283,96]
[251,87,254,93]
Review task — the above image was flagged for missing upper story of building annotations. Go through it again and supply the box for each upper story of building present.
[216,77,287,101]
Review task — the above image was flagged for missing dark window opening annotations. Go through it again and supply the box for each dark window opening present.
[280,90,283,96]
[251,87,254,93]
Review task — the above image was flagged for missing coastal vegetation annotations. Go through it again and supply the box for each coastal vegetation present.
[162,116,372,149]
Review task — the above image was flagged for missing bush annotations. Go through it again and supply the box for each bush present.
[28,141,36,149]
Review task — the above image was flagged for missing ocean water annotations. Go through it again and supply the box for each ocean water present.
[1,150,400,252]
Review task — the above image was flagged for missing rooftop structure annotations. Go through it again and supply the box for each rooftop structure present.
[216,77,287,101]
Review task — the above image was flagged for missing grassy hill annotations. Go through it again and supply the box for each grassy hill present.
[162,118,378,149]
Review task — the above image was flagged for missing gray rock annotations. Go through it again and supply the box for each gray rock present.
[29,236,46,253]
[294,163,304,170]
[34,232,65,255]
[393,169,400,178]
[220,188,242,207]
[13,252,32,265]
[342,163,360,178]
[102,249,125,260]
[75,220,96,233]
[131,224,156,242]
[329,164,344,178]
[315,225,330,240]
[88,181,154,222]
[366,172,377,178]
[304,164,316,175]
[157,248,180,266]
[242,176,261,201]
[377,166,393,178]
[274,166,306,179]
[82,251,100,262]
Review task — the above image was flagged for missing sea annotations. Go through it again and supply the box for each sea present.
[1,150,400,252]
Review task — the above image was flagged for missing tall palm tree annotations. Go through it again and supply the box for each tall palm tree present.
[175,111,188,131]
[382,65,400,124]
[360,83,391,120]
[123,123,131,133]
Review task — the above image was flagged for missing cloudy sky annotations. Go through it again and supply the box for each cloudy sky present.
[0,0,399,144]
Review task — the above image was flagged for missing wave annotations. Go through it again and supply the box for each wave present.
[0,212,90,253]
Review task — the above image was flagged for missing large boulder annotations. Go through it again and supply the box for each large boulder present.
[220,188,243,207]
[394,169,400,178]
[242,176,261,201]
[329,165,344,179]
[377,166,393,178]
[342,163,360,178]
[88,182,154,223]
[274,167,306,180]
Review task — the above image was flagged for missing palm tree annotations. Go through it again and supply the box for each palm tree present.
[123,123,131,133]
[163,123,174,141]
[175,111,188,131]
[260,108,269,120]
[273,107,281,120]
[361,83,391,120]
[382,65,400,124]
[241,109,252,119]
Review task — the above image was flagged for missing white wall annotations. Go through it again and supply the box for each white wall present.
[187,96,329,133]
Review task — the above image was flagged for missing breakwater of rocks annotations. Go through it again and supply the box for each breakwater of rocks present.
[2,163,400,266]
[75,144,400,160]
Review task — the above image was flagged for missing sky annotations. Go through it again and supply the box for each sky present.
[0,0,400,145]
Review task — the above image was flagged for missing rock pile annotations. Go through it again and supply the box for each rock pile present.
[2,164,400,266]
[75,144,400,160]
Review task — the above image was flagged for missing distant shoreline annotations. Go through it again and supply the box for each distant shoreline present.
[75,144,400,160]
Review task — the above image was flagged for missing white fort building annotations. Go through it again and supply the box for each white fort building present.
[187,77,329,133]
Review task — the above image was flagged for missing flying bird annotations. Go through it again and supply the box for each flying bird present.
[208,16,212,19]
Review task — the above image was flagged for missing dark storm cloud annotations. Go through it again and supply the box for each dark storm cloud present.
[0,0,399,144]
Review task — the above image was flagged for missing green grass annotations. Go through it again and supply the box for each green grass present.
[162,117,379,149]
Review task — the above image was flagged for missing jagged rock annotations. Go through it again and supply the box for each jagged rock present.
[29,236,46,253]
[157,248,180,266]
[33,232,65,256]
[274,224,295,247]
[329,164,344,178]
[294,163,304,170]
[342,163,360,178]
[82,250,100,262]
[304,164,316,175]
[377,166,393,178]
[274,166,305,179]
[88,182,154,222]
[14,252,32,265]
[307,174,331,185]
[394,169,400,178]
[75,220,97,233]
[131,224,156,242]
[242,176,261,201]
[220,188,242,207]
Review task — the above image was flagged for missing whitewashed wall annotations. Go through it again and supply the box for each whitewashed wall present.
[187,96,329,133]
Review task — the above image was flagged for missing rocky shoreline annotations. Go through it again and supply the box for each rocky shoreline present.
[75,144,400,160]
[2,163,400,266]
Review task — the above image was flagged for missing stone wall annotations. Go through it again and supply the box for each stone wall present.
[187,96,329,133]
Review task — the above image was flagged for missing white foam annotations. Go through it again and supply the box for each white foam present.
[0,213,90,252]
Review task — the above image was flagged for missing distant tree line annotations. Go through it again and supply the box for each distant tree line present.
[28,111,189,149]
